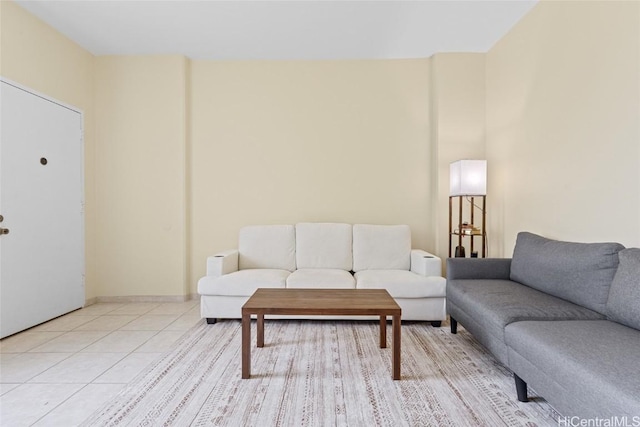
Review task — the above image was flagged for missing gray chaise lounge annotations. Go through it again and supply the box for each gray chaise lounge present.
[447,232,640,418]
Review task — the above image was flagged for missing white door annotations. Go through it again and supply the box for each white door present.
[0,80,84,338]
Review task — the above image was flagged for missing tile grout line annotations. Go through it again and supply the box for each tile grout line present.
[1,301,201,426]
[23,307,128,426]
[28,382,92,427]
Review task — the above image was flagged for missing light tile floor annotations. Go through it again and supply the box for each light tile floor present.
[0,300,202,426]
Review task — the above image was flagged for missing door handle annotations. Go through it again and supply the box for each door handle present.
[0,228,9,235]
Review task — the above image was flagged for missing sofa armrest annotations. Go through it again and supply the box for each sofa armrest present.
[411,249,443,277]
[446,258,512,280]
[206,250,239,277]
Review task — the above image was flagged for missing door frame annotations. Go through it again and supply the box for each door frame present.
[0,76,86,305]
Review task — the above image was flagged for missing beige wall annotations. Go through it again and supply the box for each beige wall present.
[486,1,640,255]
[0,1,98,299]
[94,56,189,297]
[7,0,638,298]
[430,54,486,261]
[189,60,433,292]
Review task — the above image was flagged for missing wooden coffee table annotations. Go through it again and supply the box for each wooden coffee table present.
[241,288,402,380]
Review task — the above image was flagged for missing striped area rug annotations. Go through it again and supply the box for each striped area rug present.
[82,320,556,426]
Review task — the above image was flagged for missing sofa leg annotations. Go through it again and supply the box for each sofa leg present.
[206,318,217,325]
[430,321,442,327]
[450,317,458,334]
[514,374,529,402]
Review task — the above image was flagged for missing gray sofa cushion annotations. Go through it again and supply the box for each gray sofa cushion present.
[606,248,640,330]
[510,232,624,314]
[446,279,604,365]
[506,320,640,417]
[446,258,511,280]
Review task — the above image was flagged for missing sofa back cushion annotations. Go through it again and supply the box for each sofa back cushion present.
[295,223,352,270]
[238,225,296,271]
[352,224,411,272]
[606,248,640,329]
[510,232,624,314]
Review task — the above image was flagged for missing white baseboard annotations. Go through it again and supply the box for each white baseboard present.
[84,294,197,306]
[84,297,98,307]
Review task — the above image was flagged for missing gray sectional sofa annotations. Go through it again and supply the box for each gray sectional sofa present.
[446,232,640,418]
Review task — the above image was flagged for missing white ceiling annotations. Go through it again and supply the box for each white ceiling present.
[15,0,537,61]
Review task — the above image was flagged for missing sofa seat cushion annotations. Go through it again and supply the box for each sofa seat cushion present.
[510,232,624,314]
[355,270,445,298]
[197,269,289,297]
[505,320,640,417]
[286,269,355,289]
[447,279,604,341]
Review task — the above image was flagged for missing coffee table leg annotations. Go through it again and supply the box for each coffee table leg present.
[242,313,250,379]
[257,314,264,348]
[393,315,401,380]
[379,315,386,348]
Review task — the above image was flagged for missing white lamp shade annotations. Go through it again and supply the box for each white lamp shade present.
[450,160,487,196]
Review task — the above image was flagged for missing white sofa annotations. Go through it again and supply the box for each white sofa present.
[197,223,446,324]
